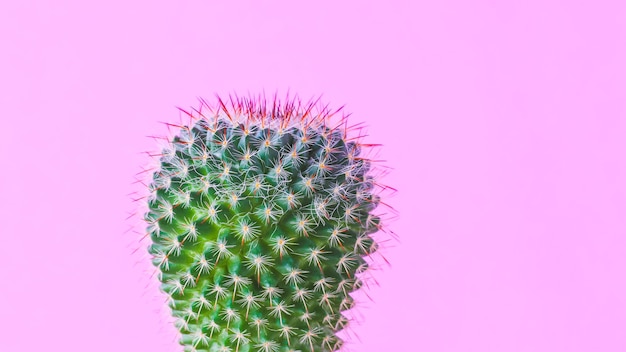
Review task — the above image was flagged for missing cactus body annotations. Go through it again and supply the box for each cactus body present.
[143,95,390,352]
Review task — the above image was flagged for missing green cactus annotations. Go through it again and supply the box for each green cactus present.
[142,94,393,352]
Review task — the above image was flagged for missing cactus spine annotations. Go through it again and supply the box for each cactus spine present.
[142,94,393,352]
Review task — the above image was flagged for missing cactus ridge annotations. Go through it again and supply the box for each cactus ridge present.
[143,94,390,352]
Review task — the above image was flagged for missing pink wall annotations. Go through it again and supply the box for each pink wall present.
[1,1,625,351]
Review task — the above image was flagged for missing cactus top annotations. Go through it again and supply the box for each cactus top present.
[143,95,387,352]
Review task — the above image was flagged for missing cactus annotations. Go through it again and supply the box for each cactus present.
[141,94,394,352]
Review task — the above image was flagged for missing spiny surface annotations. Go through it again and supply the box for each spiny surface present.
[144,96,385,352]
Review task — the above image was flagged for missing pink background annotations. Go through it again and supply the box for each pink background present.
[2,1,626,351]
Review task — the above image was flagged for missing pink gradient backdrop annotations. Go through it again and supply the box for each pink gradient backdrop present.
[1,0,625,351]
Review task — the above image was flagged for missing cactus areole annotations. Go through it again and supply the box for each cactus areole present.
[142,94,393,352]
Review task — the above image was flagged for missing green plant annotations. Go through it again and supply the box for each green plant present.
[140,94,395,352]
